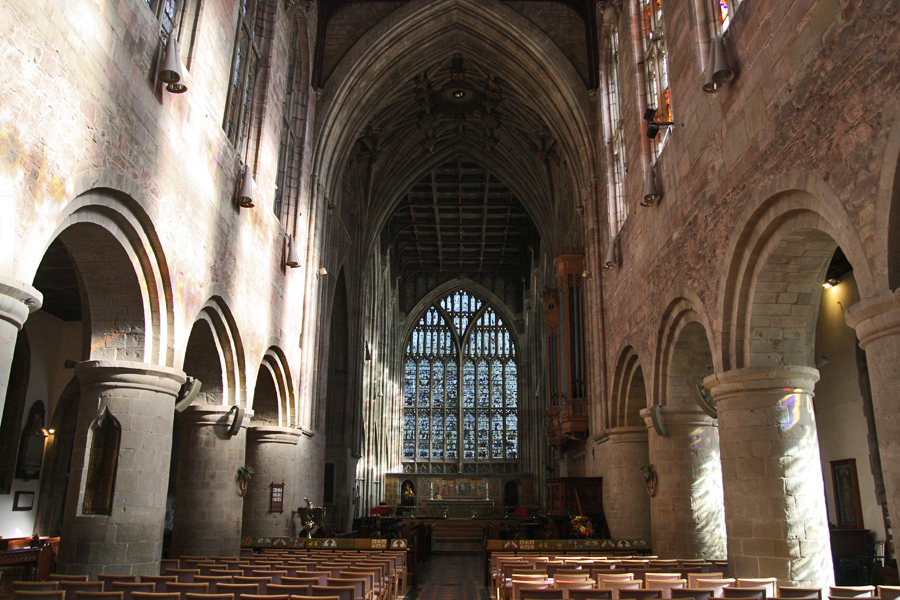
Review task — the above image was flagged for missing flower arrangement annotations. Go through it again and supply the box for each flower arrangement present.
[401,484,415,505]
[570,515,594,538]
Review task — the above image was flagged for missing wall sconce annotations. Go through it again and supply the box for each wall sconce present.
[285,234,301,268]
[642,163,661,206]
[822,278,840,289]
[317,267,328,276]
[644,107,674,139]
[710,35,734,87]
[41,428,55,437]
[236,164,255,208]
[158,34,187,94]
[603,234,619,269]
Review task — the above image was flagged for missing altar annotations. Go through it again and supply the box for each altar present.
[425,498,494,519]
[383,472,535,516]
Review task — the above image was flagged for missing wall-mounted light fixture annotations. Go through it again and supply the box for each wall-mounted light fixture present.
[642,163,661,206]
[822,277,840,289]
[711,35,734,86]
[236,164,255,208]
[603,234,619,269]
[158,34,187,94]
[644,107,674,139]
[285,234,301,268]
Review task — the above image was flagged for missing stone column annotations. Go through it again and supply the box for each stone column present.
[703,366,832,587]
[0,276,41,414]
[242,426,302,539]
[641,407,726,559]
[59,361,185,576]
[846,289,900,579]
[603,427,651,540]
[171,405,248,557]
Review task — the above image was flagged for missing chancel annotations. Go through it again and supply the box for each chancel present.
[0,0,899,597]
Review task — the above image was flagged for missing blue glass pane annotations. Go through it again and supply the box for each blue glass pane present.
[477,413,489,460]
[418,413,429,459]
[463,360,475,408]
[491,361,503,408]
[432,413,444,459]
[477,360,489,408]
[447,361,458,407]
[505,362,518,408]
[492,412,504,459]
[403,412,415,459]
[446,412,458,459]
[433,361,444,408]
[418,359,430,407]
[463,412,475,459]
[506,412,518,458]
[404,360,416,407]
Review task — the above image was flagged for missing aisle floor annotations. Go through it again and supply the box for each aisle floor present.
[407,550,490,600]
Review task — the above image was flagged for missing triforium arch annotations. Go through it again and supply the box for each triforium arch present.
[609,345,648,429]
[400,286,522,474]
[23,187,176,366]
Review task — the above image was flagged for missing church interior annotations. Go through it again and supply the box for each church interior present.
[1,0,900,595]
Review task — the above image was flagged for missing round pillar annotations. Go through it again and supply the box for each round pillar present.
[603,427,651,540]
[0,276,41,413]
[845,289,900,579]
[171,405,248,557]
[242,426,302,540]
[58,360,185,576]
[641,407,726,559]
[704,366,832,586]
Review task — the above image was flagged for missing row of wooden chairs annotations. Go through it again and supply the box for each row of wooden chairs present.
[12,593,347,600]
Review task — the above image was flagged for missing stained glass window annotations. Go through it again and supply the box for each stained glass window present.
[403,290,518,471]
[606,29,627,231]
[640,0,672,154]
[718,0,741,31]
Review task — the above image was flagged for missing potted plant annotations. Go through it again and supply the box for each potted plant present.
[237,464,255,497]
[641,464,658,497]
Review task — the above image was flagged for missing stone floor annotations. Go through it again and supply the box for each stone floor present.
[407,548,489,600]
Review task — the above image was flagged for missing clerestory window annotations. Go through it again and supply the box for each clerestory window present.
[223,0,266,154]
[640,0,673,155]
[402,290,518,474]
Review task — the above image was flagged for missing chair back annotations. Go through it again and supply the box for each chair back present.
[130,593,179,600]
[49,577,88,583]
[520,590,565,600]
[736,579,775,598]
[723,587,766,600]
[878,588,900,600]
[671,588,716,600]
[230,578,267,594]
[14,583,60,592]
[108,582,154,600]
[61,582,105,600]
[164,582,209,598]
[325,579,364,600]
[14,591,66,600]
[99,576,137,585]
[778,588,822,600]
[687,575,723,588]
[167,571,200,584]
[829,589,876,599]
[73,591,124,600]
[569,590,614,600]
[280,578,321,588]
[264,584,311,596]
[213,583,258,600]
[309,585,354,600]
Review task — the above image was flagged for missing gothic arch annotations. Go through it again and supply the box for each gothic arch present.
[718,173,875,371]
[881,109,900,289]
[610,345,648,429]
[653,292,719,407]
[248,346,295,427]
[312,0,596,235]
[21,187,175,366]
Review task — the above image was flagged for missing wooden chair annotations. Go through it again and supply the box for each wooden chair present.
[231,578,269,594]
[139,578,177,594]
[287,596,340,600]
[829,589,876,599]
[182,594,232,600]
[878,588,900,600]
[777,588,822,600]
[194,577,233,592]
[265,585,312,597]
[650,579,688,600]
[290,575,330,587]
[672,589,716,600]
[160,561,179,575]
[736,579,775,598]
[688,575,723,588]
[213,584,259,600]
[73,592,123,600]
[520,590,565,600]
[99,576,137,586]
[60,581,105,600]
[48,576,88,583]
[130,593,179,600]
[250,570,287,585]
[724,588,766,600]
[108,582,155,600]
[309,585,354,600]
[513,581,552,600]
[626,590,664,600]
[14,583,60,592]
[167,571,201,585]
[602,580,641,600]
[569,591,614,600]
[325,579,366,600]
[14,591,66,600]
[694,578,735,598]
[163,582,209,599]
[237,595,289,600]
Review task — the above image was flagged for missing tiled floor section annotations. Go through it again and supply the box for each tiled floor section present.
[407,550,489,600]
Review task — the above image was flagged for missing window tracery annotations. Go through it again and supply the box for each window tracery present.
[403,290,518,474]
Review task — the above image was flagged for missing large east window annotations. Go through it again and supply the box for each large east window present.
[402,290,518,474]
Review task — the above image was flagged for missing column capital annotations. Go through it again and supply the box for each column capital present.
[844,289,900,349]
[177,404,253,428]
[703,366,819,402]
[247,425,302,445]
[640,406,717,430]
[0,275,42,329]
[75,360,185,396]
[605,426,648,443]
